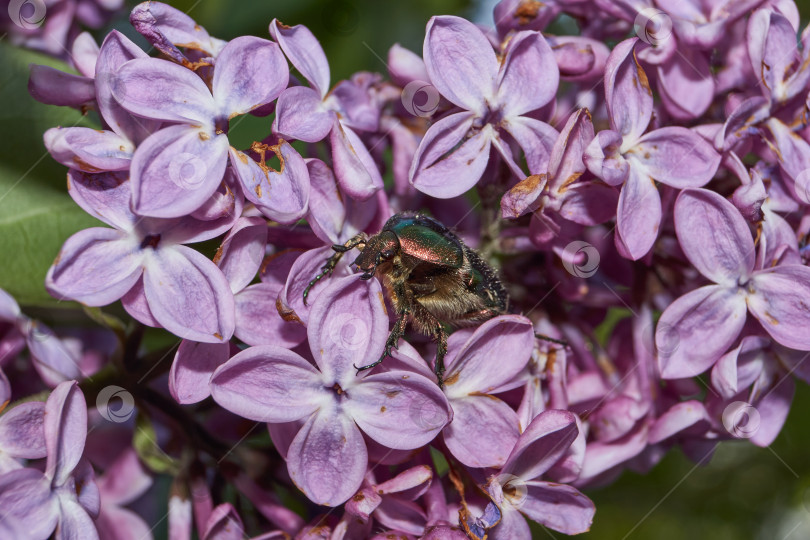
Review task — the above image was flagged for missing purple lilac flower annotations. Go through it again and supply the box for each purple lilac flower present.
[476,410,595,537]
[111,35,289,217]
[584,37,721,260]
[13,0,810,536]
[210,275,451,505]
[0,381,98,540]
[46,172,237,342]
[410,15,560,198]
[501,108,618,249]
[270,19,384,200]
[656,188,810,378]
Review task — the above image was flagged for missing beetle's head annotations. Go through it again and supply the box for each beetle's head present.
[353,231,399,279]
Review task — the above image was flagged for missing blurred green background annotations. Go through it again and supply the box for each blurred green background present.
[2,1,810,538]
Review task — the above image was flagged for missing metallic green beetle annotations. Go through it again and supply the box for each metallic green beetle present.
[303,212,509,386]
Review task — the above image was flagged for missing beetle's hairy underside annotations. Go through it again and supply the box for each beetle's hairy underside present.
[303,212,509,385]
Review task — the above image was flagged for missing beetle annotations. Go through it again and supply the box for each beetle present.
[303,212,509,386]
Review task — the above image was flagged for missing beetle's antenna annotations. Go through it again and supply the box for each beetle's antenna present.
[534,332,569,348]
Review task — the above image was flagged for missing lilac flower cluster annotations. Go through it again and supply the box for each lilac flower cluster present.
[2,0,810,538]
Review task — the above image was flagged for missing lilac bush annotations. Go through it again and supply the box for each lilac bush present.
[2,0,810,538]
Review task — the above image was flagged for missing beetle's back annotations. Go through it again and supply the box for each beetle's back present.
[384,213,465,268]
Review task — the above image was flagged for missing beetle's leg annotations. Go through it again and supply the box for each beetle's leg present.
[354,280,410,374]
[534,332,569,348]
[354,308,410,374]
[433,323,448,388]
[407,299,447,387]
[302,233,367,305]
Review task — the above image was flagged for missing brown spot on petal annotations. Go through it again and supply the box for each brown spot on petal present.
[0,400,8,415]
[442,370,460,386]
[232,149,248,164]
[72,156,103,173]
[255,184,263,199]
[632,51,653,97]
[557,171,583,194]
[213,332,223,340]
[276,20,291,30]
[199,132,210,141]
[380,406,386,412]
[276,297,302,323]
[763,311,779,325]
[385,389,401,398]
[469,391,500,401]
[515,0,542,23]
[352,493,365,502]
[212,244,224,264]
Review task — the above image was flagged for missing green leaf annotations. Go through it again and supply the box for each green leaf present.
[134,411,181,476]
[0,43,99,306]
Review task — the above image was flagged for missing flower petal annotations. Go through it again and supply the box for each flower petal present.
[269,19,330,97]
[674,188,755,285]
[213,37,288,116]
[330,122,384,201]
[614,165,661,261]
[423,16,497,115]
[121,277,160,328]
[28,66,94,107]
[26,323,84,386]
[277,246,354,326]
[44,127,133,172]
[66,170,135,231]
[500,116,558,175]
[234,283,307,348]
[501,174,546,219]
[656,48,714,120]
[748,266,810,350]
[547,108,594,191]
[344,370,451,449]
[443,315,534,398]
[583,129,629,186]
[306,159,345,244]
[142,245,235,343]
[169,340,230,405]
[130,125,229,218]
[647,400,709,443]
[210,345,323,423]
[308,275,388,386]
[751,374,794,447]
[442,396,519,468]
[112,57,216,125]
[632,127,720,188]
[45,381,87,486]
[55,495,99,540]
[502,409,578,480]
[215,216,267,293]
[497,30,559,117]
[129,1,225,62]
[287,409,367,506]
[46,228,142,306]
[409,111,485,198]
[94,30,158,144]
[0,401,46,459]
[604,38,651,143]
[518,481,594,535]
[558,181,619,225]
[657,285,748,379]
[229,141,310,224]
[0,468,58,539]
[203,503,244,540]
[273,86,333,143]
